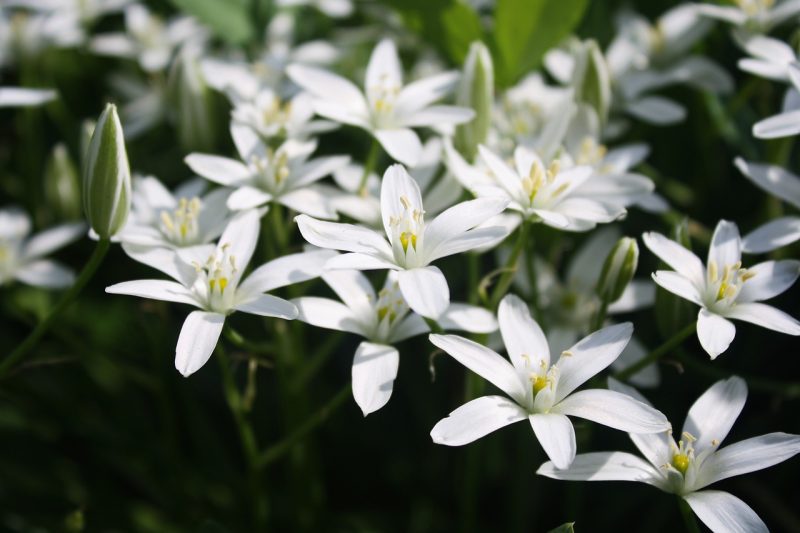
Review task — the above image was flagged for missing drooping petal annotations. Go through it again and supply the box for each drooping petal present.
[238,249,336,296]
[184,154,251,186]
[536,451,662,487]
[438,303,498,334]
[14,260,74,289]
[397,266,449,319]
[352,341,400,416]
[105,279,199,306]
[292,296,364,335]
[697,308,736,359]
[295,214,393,258]
[529,413,577,470]
[700,432,800,488]
[642,231,706,287]
[22,223,85,260]
[723,302,800,335]
[708,220,741,271]
[683,376,747,454]
[498,293,550,372]
[554,322,633,403]
[651,271,703,305]
[175,311,225,377]
[683,491,768,533]
[422,197,509,263]
[428,334,527,403]
[742,217,800,253]
[552,389,670,434]
[736,260,800,302]
[430,395,528,446]
[374,129,423,167]
[234,294,298,319]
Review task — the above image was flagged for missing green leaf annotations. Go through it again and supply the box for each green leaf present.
[167,0,254,45]
[546,522,576,533]
[494,0,588,87]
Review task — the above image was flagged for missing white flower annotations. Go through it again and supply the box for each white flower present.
[292,269,497,415]
[697,0,800,33]
[0,207,85,288]
[185,125,349,219]
[90,4,208,72]
[295,164,509,319]
[538,377,800,533]
[287,39,474,167]
[428,294,669,469]
[231,89,337,141]
[106,210,334,376]
[736,157,800,253]
[644,219,800,359]
[471,143,625,232]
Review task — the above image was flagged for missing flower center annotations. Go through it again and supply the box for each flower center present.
[262,95,292,129]
[376,284,404,325]
[194,244,238,312]
[521,159,567,205]
[368,75,400,128]
[735,0,774,16]
[160,197,202,245]
[389,195,424,257]
[577,137,607,167]
[669,432,696,476]
[706,260,755,305]
[250,149,290,193]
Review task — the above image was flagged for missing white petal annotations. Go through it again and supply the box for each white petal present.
[697,308,736,359]
[701,432,800,488]
[536,451,661,486]
[293,155,350,188]
[380,163,423,239]
[374,129,422,167]
[292,296,363,335]
[529,413,577,470]
[175,311,225,377]
[217,210,260,286]
[479,144,526,201]
[105,279,199,306]
[498,293,550,372]
[430,395,528,446]
[23,223,84,259]
[322,269,376,320]
[184,154,250,186]
[724,302,800,335]
[286,64,369,119]
[708,220,741,271]
[0,87,57,108]
[239,249,335,295]
[625,96,686,124]
[642,232,705,287]
[754,110,800,139]
[423,197,509,263]
[234,294,297,319]
[742,217,800,253]
[397,266,450,319]
[395,71,459,115]
[325,252,399,271]
[14,260,74,288]
[736,260,800,302]
[608,280,656,314]
[684,491,767,533]
[366,39,402,98]
[438,303,498,334]
[388,314,429,343]
[683,376,747,453]
[425,226,511,262]
[401,105,475,128]
[228,186,272,210]
[121,244,199,286]
[278,186,338,219]
[554,323,634,403]
[553,389,670,433]
[735,157,800,209]
[428,334,527,403]
[651,271,703,305]
[295,214,392,257]
[352,341,400,416]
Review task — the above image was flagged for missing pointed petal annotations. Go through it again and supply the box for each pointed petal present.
[395,71,459,114]
[121,244,199,286]
[325,252,399,271]
[753,109,800,139]
[401,105,475,128]
[742,217,800,253]
[425,226,511,262]
[478,144,526,200]
[279,187,340,223]
[498,293,550,372]
[380,163,423,239]
[234,294,298,319]
[697,308,736,359]
[397,266,449,319]
[14,260,74,288]
[625,96,686,124]
[239,249,335,295]
[736,260,800,302]
[430,395,527,446]
[286,64,369,118]
[105,279,199,306]
[423,197,509,263]
[366,39,402,97]
[529,413,577,470]
[295,214,392,257]
[642,231,705,287]
[684,491,767,533]
[184,154,250,186]
[375,129,422,167]
[388,313,429,343]
[701,432,800,488]
[352,341,400,416]
[553,389,670,433]
[439,303,498,334]
[683,376,747,453]
[536,451,662,486]
[175,311,225,376]
[227,186,272,210]
[708,220,741,270]
[724,302,800,335]
[22,223,85,259]
[735,157,800,209]
[217,210,260,285]
[292,296,363,335]
[652,271,703,305]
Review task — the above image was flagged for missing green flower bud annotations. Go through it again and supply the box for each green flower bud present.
[655,218,695,337]
[596,237,639,304]
[82,103,131,239]
[571,39,611,125]
[44,143,82,221]
[168,45,218,152]
[454,41,493,162]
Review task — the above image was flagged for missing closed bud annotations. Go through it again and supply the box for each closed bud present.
[168,44,218,152]
[44,143,82,221]
[596,237,638,303]
[82,103,131,239]
[570,39,611,125]
[454,41,493,162]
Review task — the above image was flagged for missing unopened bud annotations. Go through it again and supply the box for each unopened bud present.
[454,41,493,162]
[82,103,131,239]
[597,237,638,303]
[44,143,82,221]
[571,39,611,125]
[168,45,218,152]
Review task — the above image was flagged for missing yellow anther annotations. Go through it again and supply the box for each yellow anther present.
[399,195,411,210]
[561,350,573,357]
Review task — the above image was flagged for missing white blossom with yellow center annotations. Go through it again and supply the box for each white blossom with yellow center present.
[231,89,337,141]
[644,219,800,358]
[539,377,800,533]
[697,0,800,32]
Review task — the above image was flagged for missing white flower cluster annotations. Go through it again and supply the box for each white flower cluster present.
[4,1,800,530]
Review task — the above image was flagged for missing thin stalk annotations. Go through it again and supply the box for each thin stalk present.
[489,221,529,309]
[677,497,701,533]
[270,202,288,255]
[358,138,380,196]
[257,384,351,468]
[614,321,696,381]
[0,238,111,378]
[523,225,543,324]
[591,299,609,331]
[224,326,274,355]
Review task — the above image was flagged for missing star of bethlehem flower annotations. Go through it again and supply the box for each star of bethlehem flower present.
[735,157,800,253]
[538,377,800,533]
[428,294,670,469]
[287,38,475,167]
[644,219,800,359]
[185,124,350,219]
[697,0,800,34]
[231,89,337,141]
[292,269,497,416]
[295,164,510,319]
[106,210,335,376]
[0,207,85,288]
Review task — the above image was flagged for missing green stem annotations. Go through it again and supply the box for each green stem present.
[678,497,701,533]
[0,238,110,378]
[270,202,288,255]
[358,138,380,196]
[423,317,444,334]
[257,384,351,468]
[676,352,800,399]
[614,321,696,381]
[224,326,274,355]
[523,226,543,325]
[591,299,609,331]
[489,220,529,309]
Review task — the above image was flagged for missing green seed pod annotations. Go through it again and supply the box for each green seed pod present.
[454,41,493,162]
[571,39,611,125]
[596,237,639,304]
[82,103,131,239]
[44,143,82,221]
